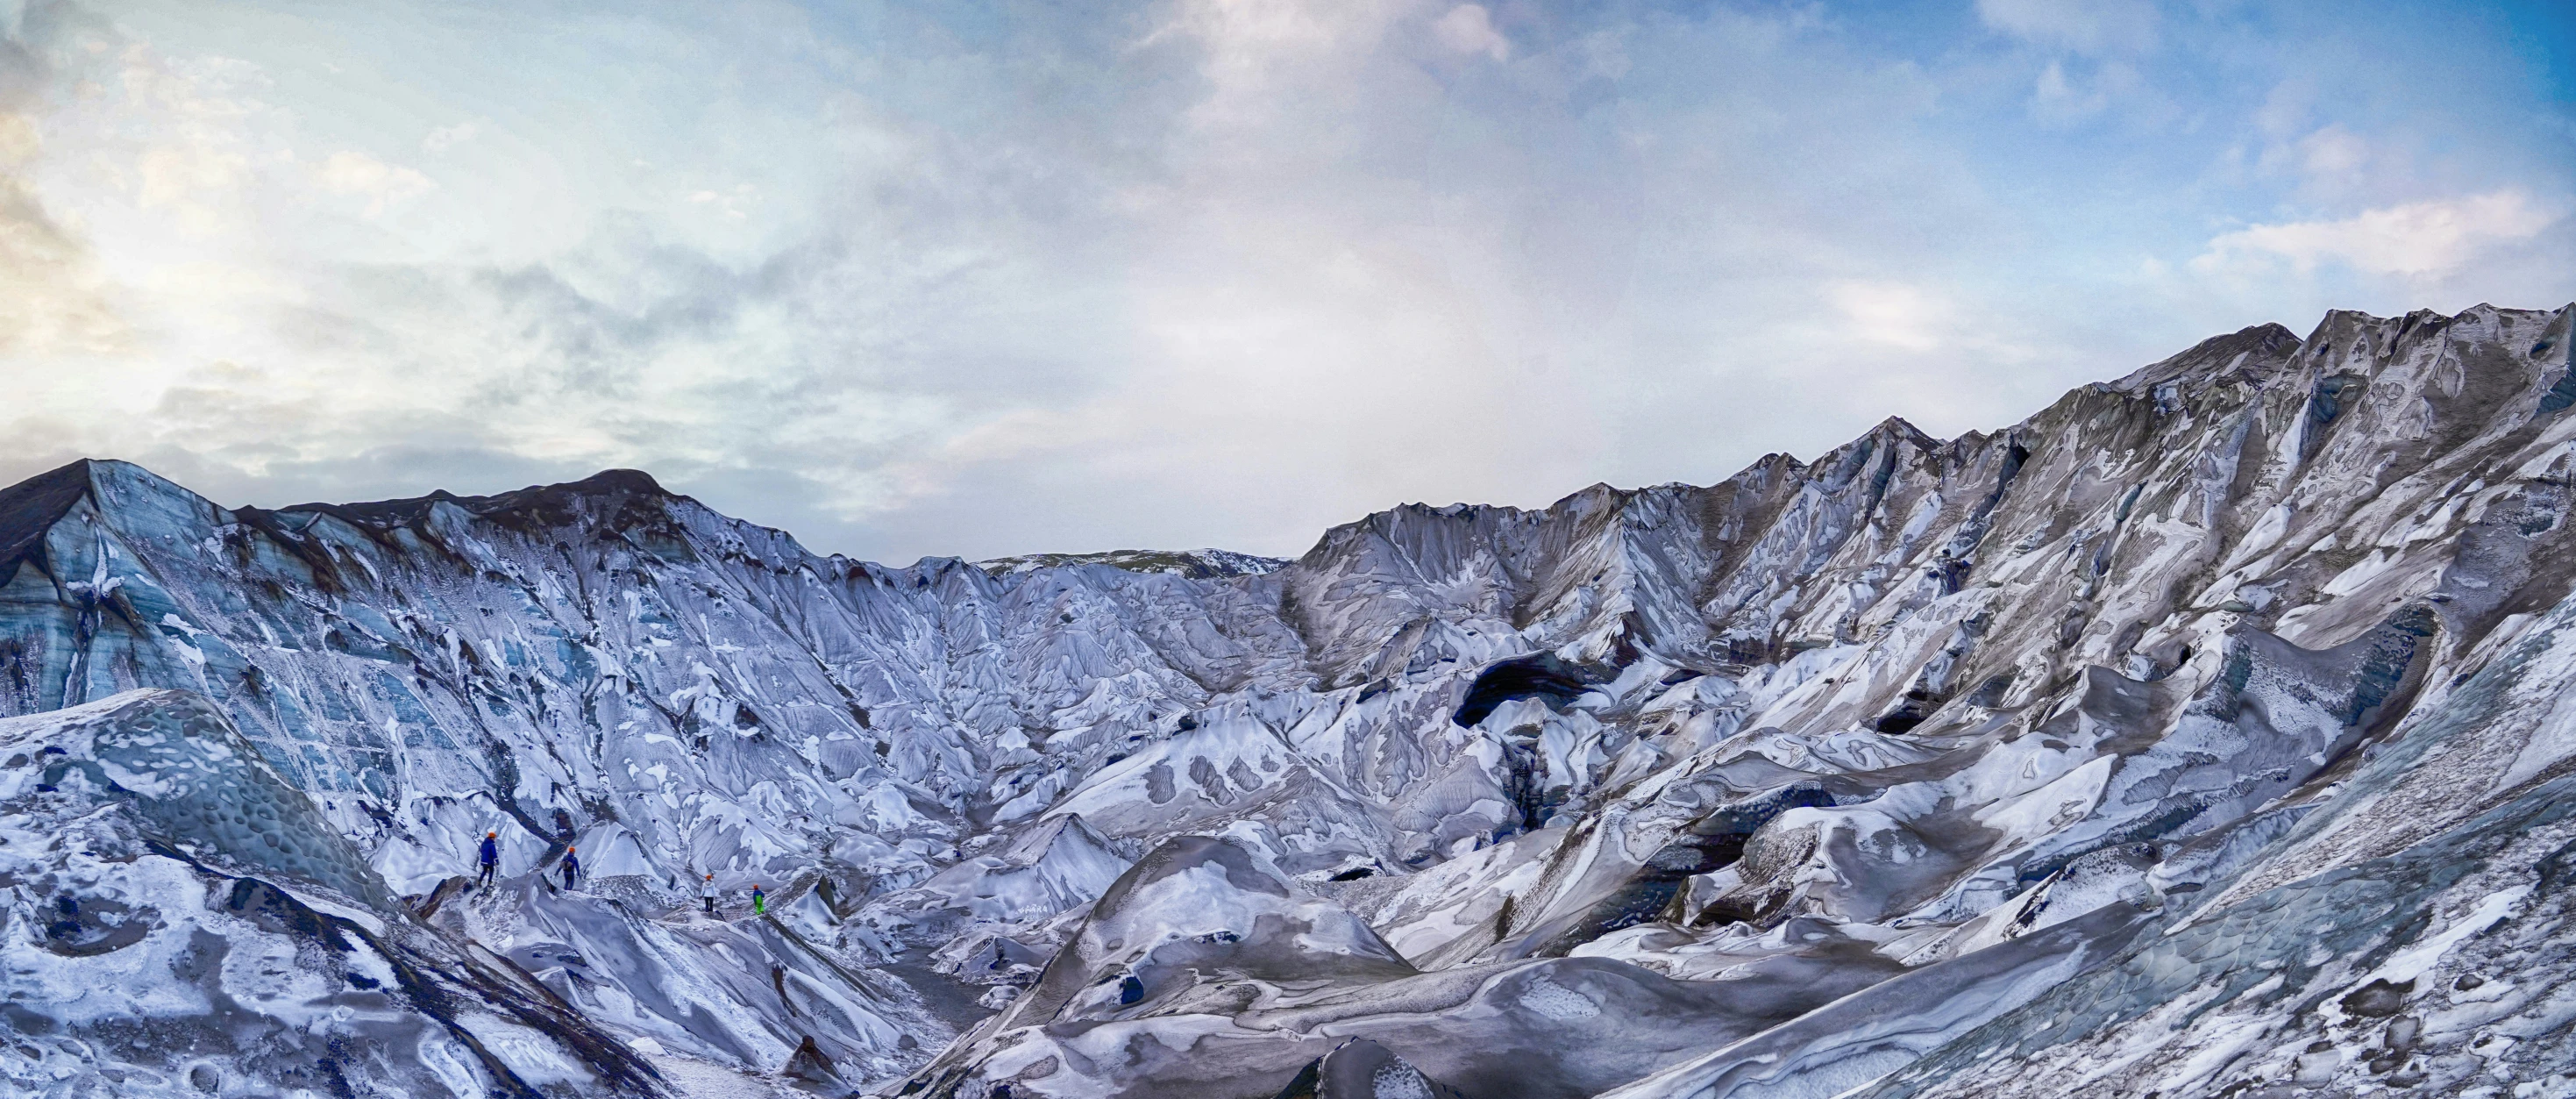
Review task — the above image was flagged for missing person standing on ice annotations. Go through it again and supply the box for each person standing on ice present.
[751,883,765,916]
[476,831,499,888]
[701,873,718,915]
[559,846,580,890]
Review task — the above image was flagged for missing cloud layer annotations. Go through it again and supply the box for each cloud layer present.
[0,0,2569,563]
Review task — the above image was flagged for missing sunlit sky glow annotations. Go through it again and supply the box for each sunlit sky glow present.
[3,0,2570,562]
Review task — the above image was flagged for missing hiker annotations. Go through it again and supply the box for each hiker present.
[559,846,580,890]
[751,883,765,916]
[476,831,499,888]
[701,873,718,915]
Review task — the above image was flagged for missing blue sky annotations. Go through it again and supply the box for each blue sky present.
[1,0,2569,562]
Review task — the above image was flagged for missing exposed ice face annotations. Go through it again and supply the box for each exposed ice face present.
[1277,1038,1466,1099]
[1847,578,2576,1099]
[1518,974,1604,1020]
[905,834,1890,1098]
[3,689,386,904]
[1,303,2573,1097]
[0,691,665,1097]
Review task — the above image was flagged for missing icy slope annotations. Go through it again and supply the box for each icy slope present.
[977,548,1289,579]
[2,303,2573,1096]
[1841,567,2576,1099]
[0,689,662,1097]
[900,834,1889,1099]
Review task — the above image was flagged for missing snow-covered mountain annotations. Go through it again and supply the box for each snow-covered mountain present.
[4,303,2572,1097]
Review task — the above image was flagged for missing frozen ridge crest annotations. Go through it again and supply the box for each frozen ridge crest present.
[975,546,1291,579]
[3,302,2575,1097]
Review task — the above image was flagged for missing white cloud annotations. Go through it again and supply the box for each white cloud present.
[1432,4,1509,61]
[3,0,2569,565]
[684,184,757,221]
[420,120,479,153]
[2028,59,2145,125]
[2299,125,2368,177]
[1828,280,1948,351]
[1976,0,2159,55]
[2195,189,2562,277]
[0,171,130,357]
[316,150,434,215]
[2245,120,2404,208]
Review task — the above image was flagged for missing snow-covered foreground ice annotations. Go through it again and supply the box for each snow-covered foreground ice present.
[0,690,661,1096]
[3,303,2574,1096]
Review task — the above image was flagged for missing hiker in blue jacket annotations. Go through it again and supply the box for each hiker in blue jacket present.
[477,831,499,888]
[559,846,580,889]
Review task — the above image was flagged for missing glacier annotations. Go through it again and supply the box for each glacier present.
[2,302,2573,1096]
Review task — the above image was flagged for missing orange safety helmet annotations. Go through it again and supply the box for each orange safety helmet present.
[567,846,577,853]
[487,831,497,838]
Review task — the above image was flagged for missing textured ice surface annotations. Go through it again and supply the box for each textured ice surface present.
[1846,580,2576,1098]
[900,833,1896,1097]
[1,689,384,903]
[1270,1038,1469,1099]
[4,303,2575,1096]
[976,547,1290,579]
[0,692,664,1096]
